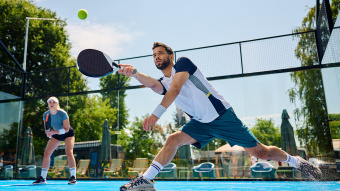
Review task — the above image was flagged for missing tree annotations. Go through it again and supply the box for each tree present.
[118,115,164,161]
[329,113,340,139]
[289,0,340,156]
[71,95,117,142]
[251,118,281,147]
[100,74,131,144]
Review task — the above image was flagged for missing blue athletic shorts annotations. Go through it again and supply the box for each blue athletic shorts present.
[181,107,260,149]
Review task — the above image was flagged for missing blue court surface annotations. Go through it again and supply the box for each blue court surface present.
[0,180,339,191]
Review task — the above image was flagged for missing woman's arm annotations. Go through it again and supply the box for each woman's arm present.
[61,118,71,133]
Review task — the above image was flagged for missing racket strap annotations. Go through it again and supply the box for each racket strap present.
[45,113,50,123]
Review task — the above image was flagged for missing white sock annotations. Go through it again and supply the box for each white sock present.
[70,167,76,179]
[284,153,299,168]
[41,168,48,179]
[143,161,163,180]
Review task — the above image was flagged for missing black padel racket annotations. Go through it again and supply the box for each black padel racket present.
[77,49,136,78]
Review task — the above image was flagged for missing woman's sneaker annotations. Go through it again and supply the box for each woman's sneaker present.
[33,176,47,184]
[296,156,322,181]
[120,174,156,191]
[68,176,77,185]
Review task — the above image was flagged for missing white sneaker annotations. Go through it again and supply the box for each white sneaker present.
[120,174,156,191]
[296,156,322,181]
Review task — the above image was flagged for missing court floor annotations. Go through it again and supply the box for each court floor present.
[0,180,339,191]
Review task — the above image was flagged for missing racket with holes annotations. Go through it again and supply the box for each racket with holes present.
[45,113,52,138]
[76,49,136,78]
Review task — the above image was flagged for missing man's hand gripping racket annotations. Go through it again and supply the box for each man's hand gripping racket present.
[77,49,137,78]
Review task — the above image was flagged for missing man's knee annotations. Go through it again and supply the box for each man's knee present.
[165,132,186,147]
[166,133,180,145]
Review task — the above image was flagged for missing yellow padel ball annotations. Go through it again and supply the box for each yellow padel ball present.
[78,9,88,20]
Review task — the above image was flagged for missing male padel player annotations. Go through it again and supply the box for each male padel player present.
[118,42,322,191]
[33,97,77,185]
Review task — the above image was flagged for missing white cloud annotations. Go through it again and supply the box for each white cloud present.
[66,21,138,59]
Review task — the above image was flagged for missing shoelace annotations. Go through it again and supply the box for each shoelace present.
[127,175,141,185]
[132,178,143,187]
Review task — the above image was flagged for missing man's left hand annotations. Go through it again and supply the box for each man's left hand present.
[143,115,159,131]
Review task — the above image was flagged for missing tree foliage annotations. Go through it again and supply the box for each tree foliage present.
[251,118,281,147]
[100,74,131,131]
[118,115,165,161]
[71,95,117,142]
[329,113,340,139]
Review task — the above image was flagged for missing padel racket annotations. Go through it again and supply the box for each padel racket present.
[76,49,136,78]
[45,113,52,138]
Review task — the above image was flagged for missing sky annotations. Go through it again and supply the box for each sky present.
[32,0,316,58]
[30,0,320,130]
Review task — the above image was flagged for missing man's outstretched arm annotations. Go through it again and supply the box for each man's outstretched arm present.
[118,64,164,94]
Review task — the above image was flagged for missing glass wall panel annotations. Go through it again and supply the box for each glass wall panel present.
[322,12,340,64]
[0,101,21,178]
[1,30,339,180]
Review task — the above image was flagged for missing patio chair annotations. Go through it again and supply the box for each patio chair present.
[76,159,91,178]
[19,165,36,178]
[276,166,295,178]
[156,163,177,178]
[47,160,67,178]
[1,165,14,178]
[103,158,123,178]
[250,162,275,179]
[193,162,216,178]
[128,158,149,177]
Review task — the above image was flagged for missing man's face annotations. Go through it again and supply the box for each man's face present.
[153,46,171,70]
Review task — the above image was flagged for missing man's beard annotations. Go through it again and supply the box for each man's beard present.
[155,57,171,70]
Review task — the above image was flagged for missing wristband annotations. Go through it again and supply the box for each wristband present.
[58,129,65,135]
[152,104,166,119]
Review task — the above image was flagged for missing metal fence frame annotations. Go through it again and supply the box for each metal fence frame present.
[1,29,340,104]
